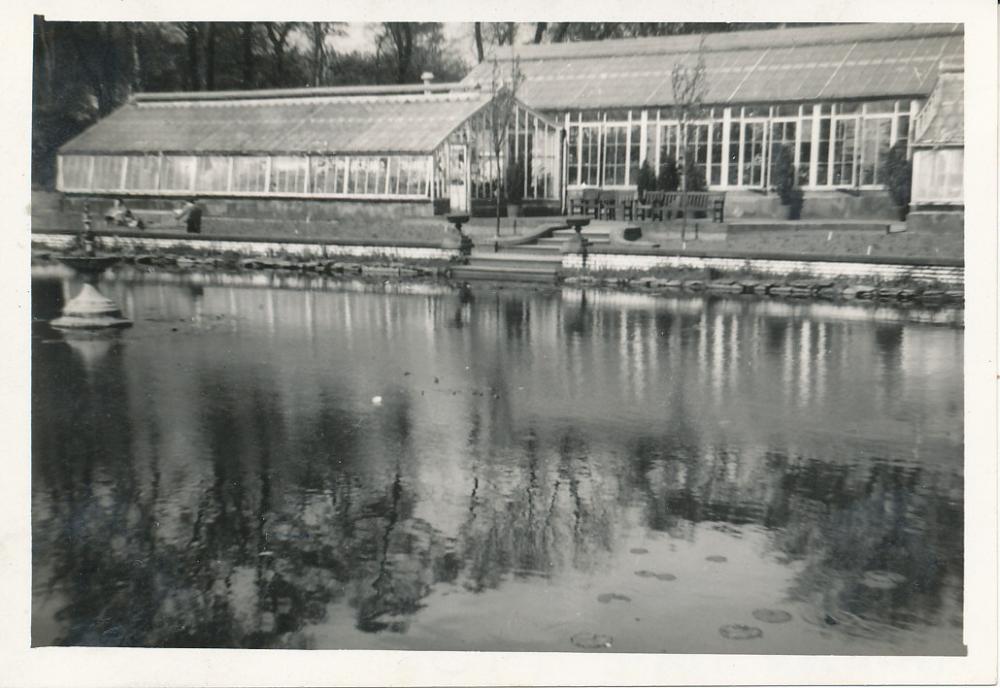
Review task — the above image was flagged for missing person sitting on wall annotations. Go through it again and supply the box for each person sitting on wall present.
[104,199,145,229]
[175,198,203,234]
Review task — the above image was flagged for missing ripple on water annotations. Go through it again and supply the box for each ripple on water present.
[719,624,763,640]
[752,608,793,623]
[571,632,613,649]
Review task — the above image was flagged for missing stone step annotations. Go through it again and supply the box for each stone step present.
[467,254,563,270]
[451,264,559,283]
[506,243,563,253]
[536,236,610,246]
[551,228,612,238]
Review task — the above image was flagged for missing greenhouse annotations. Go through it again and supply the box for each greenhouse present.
[464,22,964,216]
[57,84,562,217]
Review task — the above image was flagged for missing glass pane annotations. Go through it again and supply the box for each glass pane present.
[798,119,813,185]
[92,156,124,190]
[124,155,160,191]
[196,156,230,192]
[61,156,92,190]
[832,119,856,185]
[270,156,307,194]
[161,156,196,191]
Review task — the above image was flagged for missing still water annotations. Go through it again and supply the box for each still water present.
[31,266,964,654]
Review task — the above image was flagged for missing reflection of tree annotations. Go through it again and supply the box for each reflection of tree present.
[621,426,963,640]
[458,429,616,592]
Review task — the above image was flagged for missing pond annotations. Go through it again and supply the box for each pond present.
[31,266,965,654]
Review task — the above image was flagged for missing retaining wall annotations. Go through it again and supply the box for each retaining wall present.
[563,252,964,286]
[31,231,458,262]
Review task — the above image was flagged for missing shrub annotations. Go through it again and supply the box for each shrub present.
[636,160,657,199]
[773,145,796,205]
[657,156,679,191]
[885,141,911,219]
[772,144,803,219]
[683,156,707,192]
[504,158,525,204]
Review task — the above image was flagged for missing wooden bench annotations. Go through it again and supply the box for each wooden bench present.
[597,190,620,220]
[569,188,601,218]
[680,192,726,222]
[638,191,726,222]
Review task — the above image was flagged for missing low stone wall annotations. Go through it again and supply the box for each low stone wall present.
[31,231,458,263]
[562,251,964,286]
[906,210,964,233]
[715,189,899,221]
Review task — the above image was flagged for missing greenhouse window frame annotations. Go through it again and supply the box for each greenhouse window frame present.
[56,152,436,202]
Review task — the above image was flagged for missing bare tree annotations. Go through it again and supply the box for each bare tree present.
[204,22,216,90]
[306,22,343,86]
[240,23,255,88]
[670,38,707,238]
[380,22,415,84]
[264,22,296,85]
[182,22,201,91]
[473,22,484,63]
[484,54,524,237]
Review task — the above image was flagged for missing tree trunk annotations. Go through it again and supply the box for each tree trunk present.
[129,24,142,95]
[311,23,325,86]
[240,23,254,88]
[474,23,484,63]
[185,23,201,91]
[205,22,216,90]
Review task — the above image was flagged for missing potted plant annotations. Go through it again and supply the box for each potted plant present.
[773,144,803,220]
[505,158,525,219]
[885,141,911,221]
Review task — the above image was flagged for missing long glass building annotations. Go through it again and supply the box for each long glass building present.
[56,23,964,225]
[464,22,964,219]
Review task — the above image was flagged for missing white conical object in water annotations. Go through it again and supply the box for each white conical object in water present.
[371,396,383,405]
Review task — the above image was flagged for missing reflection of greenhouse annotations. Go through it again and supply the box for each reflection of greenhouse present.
[57,83,562,217]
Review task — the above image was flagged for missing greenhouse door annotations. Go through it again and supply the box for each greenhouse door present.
[448,144,469,213]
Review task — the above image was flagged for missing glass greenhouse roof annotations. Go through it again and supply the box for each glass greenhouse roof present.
[464,23,964,110]
[60,90,497,156]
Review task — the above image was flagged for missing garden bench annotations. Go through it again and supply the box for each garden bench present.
[597,190,619,220]
[620,191,640,221]
[569,188,601,218]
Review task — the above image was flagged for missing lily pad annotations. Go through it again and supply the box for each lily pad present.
[654,573,677,581]
[571,632,614,649]
[752,608,793,624]
[597,593,632,604]
[706,555,728,563]
[635,569,656,578]
[719,624,763,640]
[861,570,907,590]
[629,547,649,554]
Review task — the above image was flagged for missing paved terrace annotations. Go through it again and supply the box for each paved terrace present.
[454,217,963,263]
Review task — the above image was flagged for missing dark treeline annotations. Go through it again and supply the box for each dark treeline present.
[32,19,799,188]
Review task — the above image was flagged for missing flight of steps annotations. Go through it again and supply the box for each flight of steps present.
[451,225,614,283]
[450,251,564,282]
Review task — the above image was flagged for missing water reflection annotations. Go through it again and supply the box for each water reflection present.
[32,268,964,653]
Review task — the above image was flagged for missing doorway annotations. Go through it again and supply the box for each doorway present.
[448,144,468,213]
